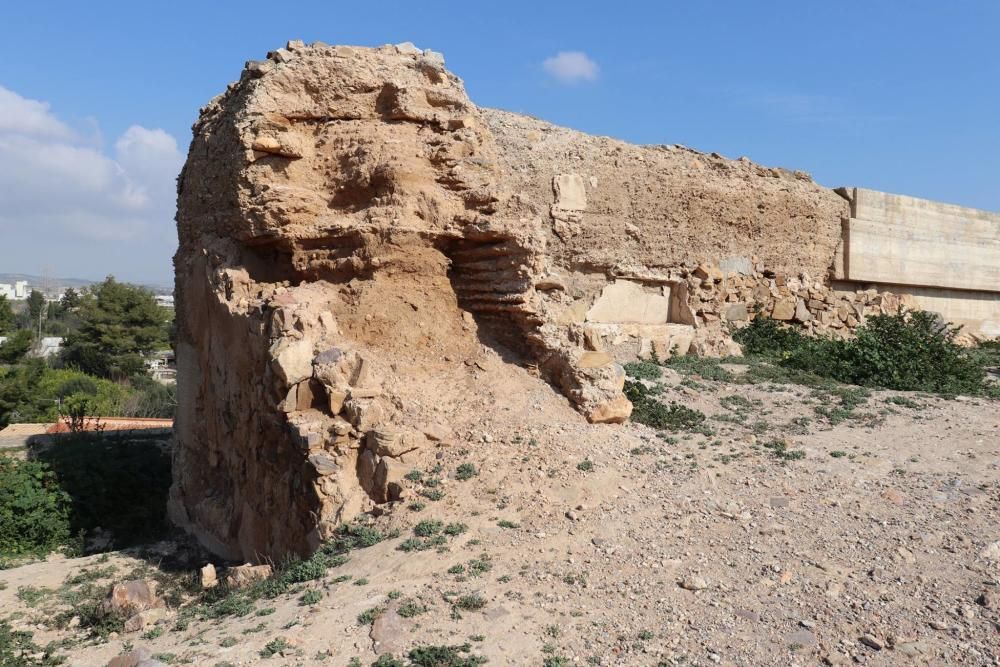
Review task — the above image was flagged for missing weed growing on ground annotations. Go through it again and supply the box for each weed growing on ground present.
[444,523,467,536]
[299,590,322,605]
[259,637,288,658]
[886,395,921,409]
[497,520,519,529]
[357,606,383,625]
[625,383,710,433]
[455,463,478,481]
[420,489,445,502]
[397,599,427,618]
[406,643,487,666]
[414,520,443,537]
[763,439,806,461]
[624,360,662,380]
[576,459,594,472]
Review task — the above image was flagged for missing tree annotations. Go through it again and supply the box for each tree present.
[26,290,46,330]
[61,277,169,379]
[60,288,80,310]
[0,296,13,334]
[0,330,33,365]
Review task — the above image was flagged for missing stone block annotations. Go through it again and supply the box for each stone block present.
[794,300,812,322]
[772,299,795,320]
[586,280,670,325]
[723,303,749,322]
[552,174,587,212]
[577,351,614,369]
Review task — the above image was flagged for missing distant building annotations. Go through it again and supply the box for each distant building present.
[0,280,29,300]
[155,294,175,308]
[34,337,64,358]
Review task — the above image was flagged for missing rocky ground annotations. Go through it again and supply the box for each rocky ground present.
[2,356,998,666]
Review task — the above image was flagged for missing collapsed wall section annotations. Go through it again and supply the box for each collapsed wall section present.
[170,42,631,562]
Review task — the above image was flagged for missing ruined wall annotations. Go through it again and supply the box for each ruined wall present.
[170,42,632,561]
[171,41,995,562]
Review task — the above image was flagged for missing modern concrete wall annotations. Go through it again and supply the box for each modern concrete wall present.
[833,188,1000,337]
[840,188,1000,292]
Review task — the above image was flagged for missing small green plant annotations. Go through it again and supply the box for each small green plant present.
[259,637,288,658]
[638,629,655,641]
[624,360,662,380]
[408,502,426,512]
[420,488,445,502]
[141,625,165,640]
[444,523,467,536]
[406,643,487,666]
[497,520,519,529]
[886,395,921,409]
[354,578,369,586]
[357,606,383,625]
[299,589,322,605]
[397,599,427,618]
[414,520,444,537]
[455,463,478,481]
[467,556,492,577]
[387,590,403,600]
[219,637,238,647]
[16,586,53,607]
[542,657,571,667]
[829,450,847,458]
[404,469,424,482]
[763,439,805,461]
[576,459,594,472]
[454,594,486,611]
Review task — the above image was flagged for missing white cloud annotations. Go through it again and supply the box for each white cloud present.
[0,85,183,268]
[0,86,76,140]
[543,51,599,85]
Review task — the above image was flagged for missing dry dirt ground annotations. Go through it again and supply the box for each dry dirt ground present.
[2,355,998,667]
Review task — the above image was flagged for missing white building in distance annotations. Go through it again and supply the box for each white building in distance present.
[0,281,29,300]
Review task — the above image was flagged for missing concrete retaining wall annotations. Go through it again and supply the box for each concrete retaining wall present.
[835,187,1000,337]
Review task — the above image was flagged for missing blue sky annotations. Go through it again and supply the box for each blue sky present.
[1,1,997,285]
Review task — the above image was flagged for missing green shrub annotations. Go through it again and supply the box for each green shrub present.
[736,311,992,396]
[663,355,733,382]
[259,637,288,658]
[732,317,807,356]
[623,360,662,380]
[625,382,707,432]
[0,455,71,557]
[455,463,478,481]
[407,643,486,666]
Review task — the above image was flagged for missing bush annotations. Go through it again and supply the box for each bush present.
[732,317,806,356]
[624,382,707,431]
[0,455,71,557]
[734,311,993,396]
